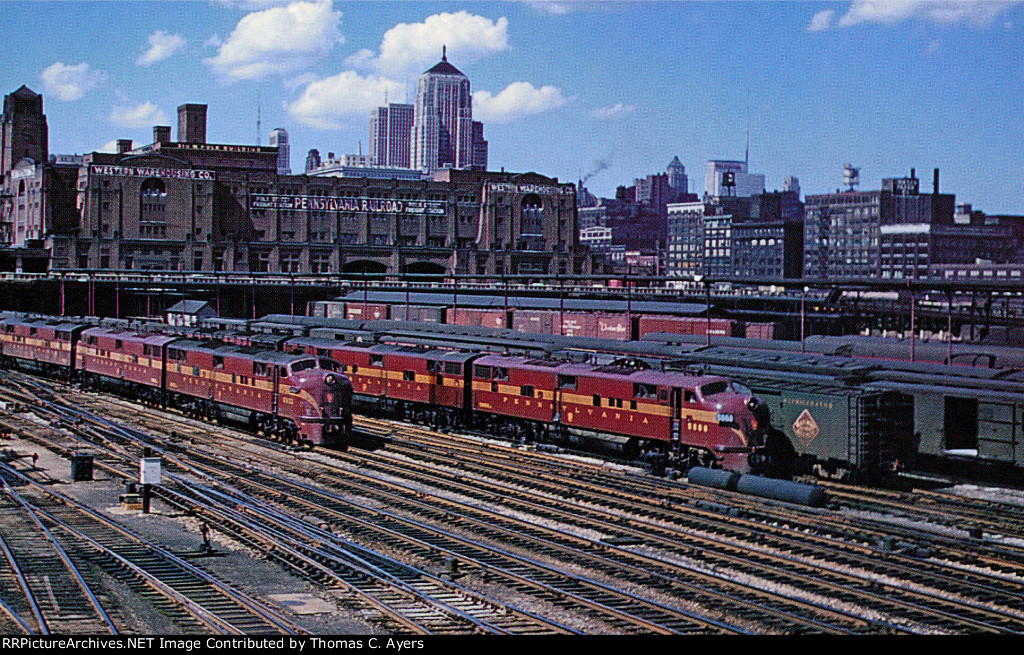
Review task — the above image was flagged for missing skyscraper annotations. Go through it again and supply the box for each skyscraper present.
[369,103,413,168]
[305,149,321,173]
[269,127,290,175]
[471,120,487,171]
[666,156,687,195]
[412,47,474,173]
[1,85,47,176]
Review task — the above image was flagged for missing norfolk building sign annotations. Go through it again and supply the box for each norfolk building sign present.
[90,165,216,181]
[249,194,447,215]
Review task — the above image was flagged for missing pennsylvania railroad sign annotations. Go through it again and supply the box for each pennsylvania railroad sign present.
[792,409,820,446]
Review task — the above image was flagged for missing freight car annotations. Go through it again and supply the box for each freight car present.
[0,313,352,448]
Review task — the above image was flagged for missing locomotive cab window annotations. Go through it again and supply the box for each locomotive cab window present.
[370,354,383,367]
[291,359,316,374]
[474,365,491,379]
[403,370,415,382]
[557,374,576,390]
[445,362,462,375]
[633,383,657,398]
[701,381,729,398]
[520,385,535,397]
[684,389,697,403]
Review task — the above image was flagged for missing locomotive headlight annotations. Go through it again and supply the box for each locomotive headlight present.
[747,397,760,411]
[324,373,336,385]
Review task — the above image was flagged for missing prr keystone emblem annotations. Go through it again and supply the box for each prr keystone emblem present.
[792,409,820,446]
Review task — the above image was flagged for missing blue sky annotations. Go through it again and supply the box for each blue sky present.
[4,1,1023,213]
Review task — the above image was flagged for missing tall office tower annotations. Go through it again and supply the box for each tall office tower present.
[369,103,414,168]
[177,103,207,144]
[471,121,487,170]
[666,156,687,195]
[783,175,800,197]
[704,160,765,199]
[305,149,321,173]
[412,47,474,173]
[1,85,48,176]
[269,128,291,175]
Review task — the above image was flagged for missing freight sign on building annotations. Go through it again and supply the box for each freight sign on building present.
[89,165,216,180]
[487,182,576,196]
[249,194,446,215]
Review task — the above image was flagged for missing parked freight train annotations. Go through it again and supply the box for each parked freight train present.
[0,312,792,475]
[0,313,352,447]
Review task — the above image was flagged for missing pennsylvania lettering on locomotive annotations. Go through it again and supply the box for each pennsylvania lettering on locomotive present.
[249,194,446,215]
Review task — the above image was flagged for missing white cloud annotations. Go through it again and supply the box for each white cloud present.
[473,82,566,124]
[206,0,343,81]
[807,9,835,32]
[592,102,636,119]
[349,11,509,77]
[39,62,107,101]
[110,102,168,128]
[836,1,1020,28]
[286,71,400,129]
[138,30,186,66]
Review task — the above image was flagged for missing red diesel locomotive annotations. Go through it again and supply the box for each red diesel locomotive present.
[0,314,352,447]
[290,335,774,472]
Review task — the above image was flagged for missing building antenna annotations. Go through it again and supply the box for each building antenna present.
[256,91,262,146]
[745,104,750,168]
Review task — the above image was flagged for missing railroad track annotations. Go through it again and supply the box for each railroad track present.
[4,370,1024,634]
[0,375,583,634]
[0,460,307,635]
[347,417,1024,633]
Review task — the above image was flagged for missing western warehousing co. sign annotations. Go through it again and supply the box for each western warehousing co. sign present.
[249,194,446,215]
[90,165,216,180]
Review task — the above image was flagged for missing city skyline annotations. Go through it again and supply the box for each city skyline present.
[2,0,1022,213]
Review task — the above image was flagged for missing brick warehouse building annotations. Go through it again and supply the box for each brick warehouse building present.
[8,91,595,277]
